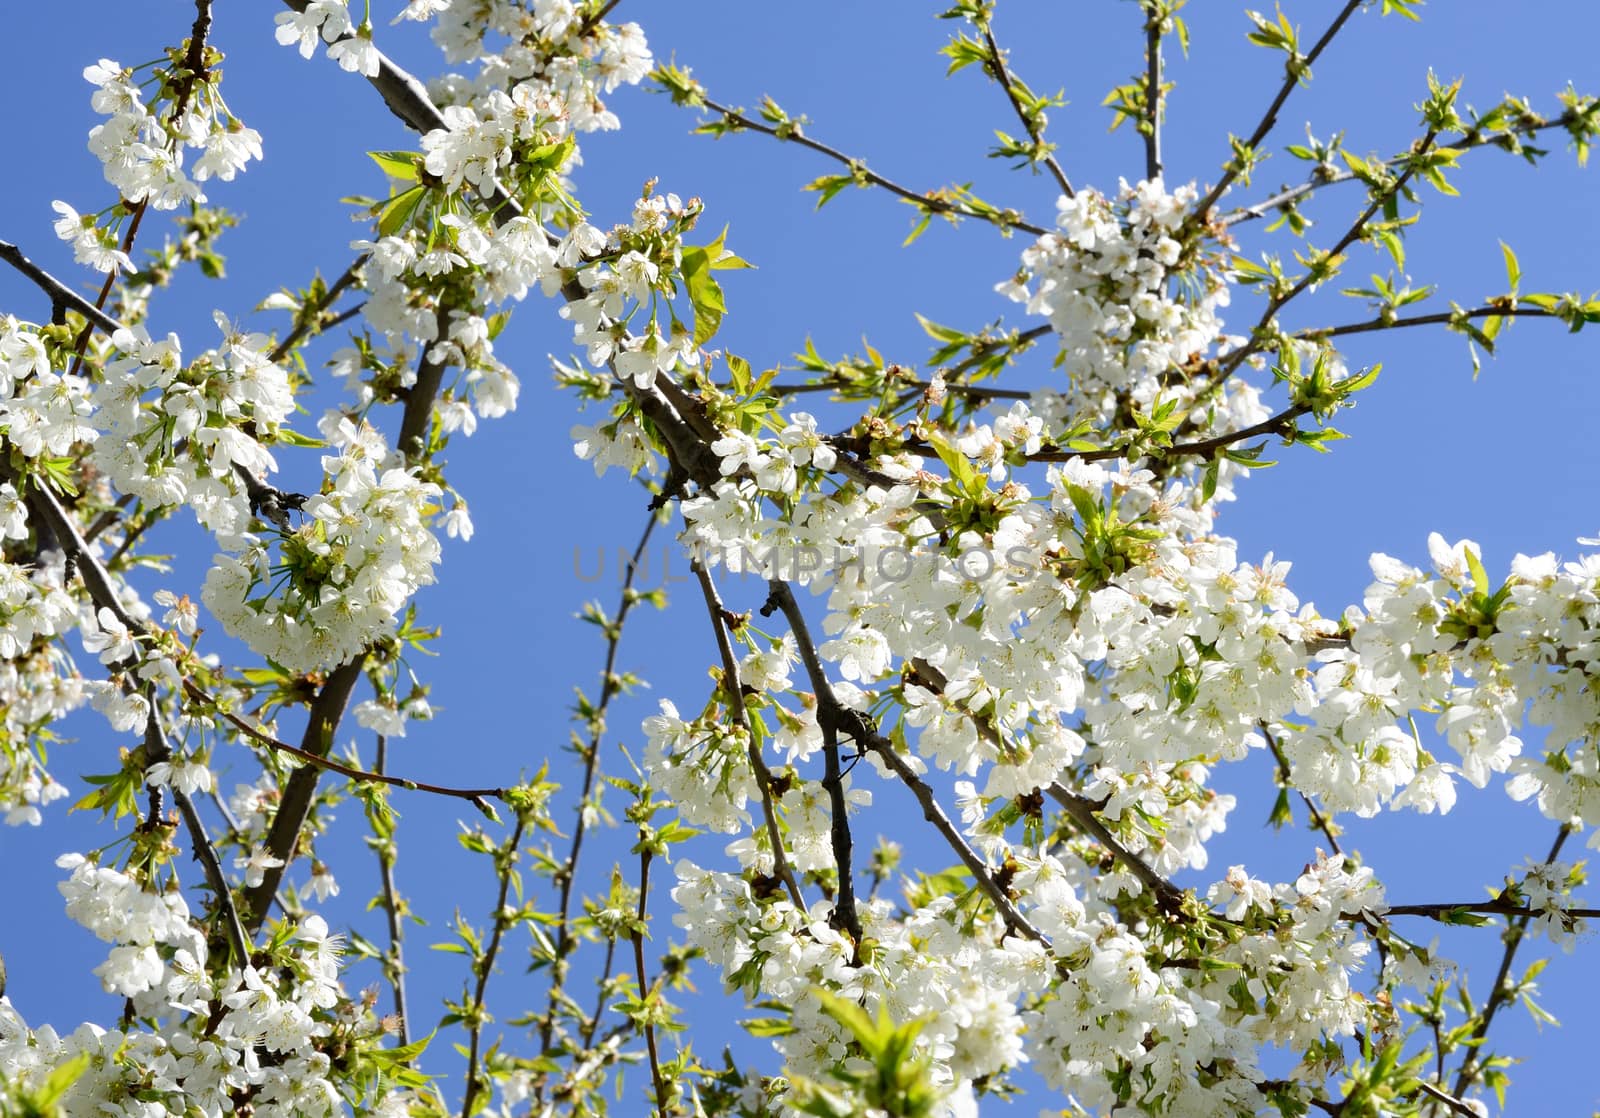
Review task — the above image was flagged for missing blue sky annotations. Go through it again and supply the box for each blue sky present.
[1,1,1598,1113]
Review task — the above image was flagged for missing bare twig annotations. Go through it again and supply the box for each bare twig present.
[695,93,1050,238]
[180,677,506,803]
[1142,4,1164,182]
[1218,129,1442,379]
[1261,722,1343,857]
[1192,0,1365,222]
[269,257,366,363]
[460,817,528,1118]
[371,733,411,1045]
[977,18,1075,198]
[0,240,124,334]
[692,564,806,910]
[1045,783,1189,912]
[761,581,862,944]
[633,847,669,1118]
[1447,826,1573,1103]
[11,469,253,963]
[1299,303,1559,342]
[535,511,660,1089]
[1221,110,1583,228]
[863,725,1050,947]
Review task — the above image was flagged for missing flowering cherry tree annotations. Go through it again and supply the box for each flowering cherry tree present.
[1,1,1598,1116]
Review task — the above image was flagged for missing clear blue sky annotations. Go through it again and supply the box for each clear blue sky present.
[1,2,1597,1113]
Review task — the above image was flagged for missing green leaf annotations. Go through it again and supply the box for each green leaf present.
[1500,241,1521,294]
[376,184,426,238]
[804,173,856,209]
[1464,544,1490,597]
[742,1016,797,1037]
[275,427,327,448]
[368,149,421,182]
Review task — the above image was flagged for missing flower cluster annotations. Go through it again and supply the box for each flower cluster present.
[0,855,404,1118]
[55,55,261,273]
[202,431,443,673]
[93,317,295,543]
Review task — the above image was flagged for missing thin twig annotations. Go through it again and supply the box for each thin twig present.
[1045,783,1189,912]
[1220,111,1582,227]
[180,677,507,804]
[695,93,1049,238]
[1218,129,1442,379]
[241,659,364,932]
[1261,721,1343,857]
[692,563,806,910]
[1299,303,1558,342]
[268,257,366,363]
[863,726,1050,947]
[1447,826,1572,1102]
[762,581,862,945]
[10,468,253,963]
[1192,0,1365,222]
[535,511,659,1092]
[633,847,669,1118]
[372,733,411,1045]
[1142,4,1164,182]
[977,18,1075,198]
[0,241,124,334]
[1416,1079,1481,1118]
[460,816,528,1118]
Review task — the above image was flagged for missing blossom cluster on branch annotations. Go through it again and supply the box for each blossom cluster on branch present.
[0,1,1598,1117]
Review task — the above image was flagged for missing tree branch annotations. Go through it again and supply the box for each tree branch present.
[694,93,1049,238]
[180,677,507,805]
[761,581,862,945]
[977,18,1075,198]
[1045,783,1189,913]
[1142,4,1164,182]
[1298,302,1558,342]
[371,734,411,1045]
[1447,826,1572,1103]
[1261,721,1343,857]
[692,563,805,911]
[1220,110,1584,228]
[1192,0,1365,222]
[536,510,660,1086]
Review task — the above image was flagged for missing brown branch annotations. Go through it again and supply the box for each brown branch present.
[761,581,861,945]
[692,563,805,911]
[861,722,1050,947]
[1142,4,1164,182]
[269,257,366,363]
[1045,783,1189,913]
[9,468,254,964]
[1192,0,1365,222]
[695,94,1049,238]
[460,816,528,1118]
[1219,129,1441,379]
[371,733,411,1045]
[1299,303,1559,341]
[1261,721,1343,857]
[1024,401,1311,466]
[145,700,251,965]
[633,847,669,1118]
[976,18,1075,198]
[0,240,124,334]
[179,677,507,804]
[1447,826,1572,1102]
[535,510,660,1088]
[1221,111,1583,228]
[240,659,363,931]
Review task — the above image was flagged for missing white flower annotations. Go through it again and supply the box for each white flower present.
[237,845,286,888]
[82,606,136,666]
